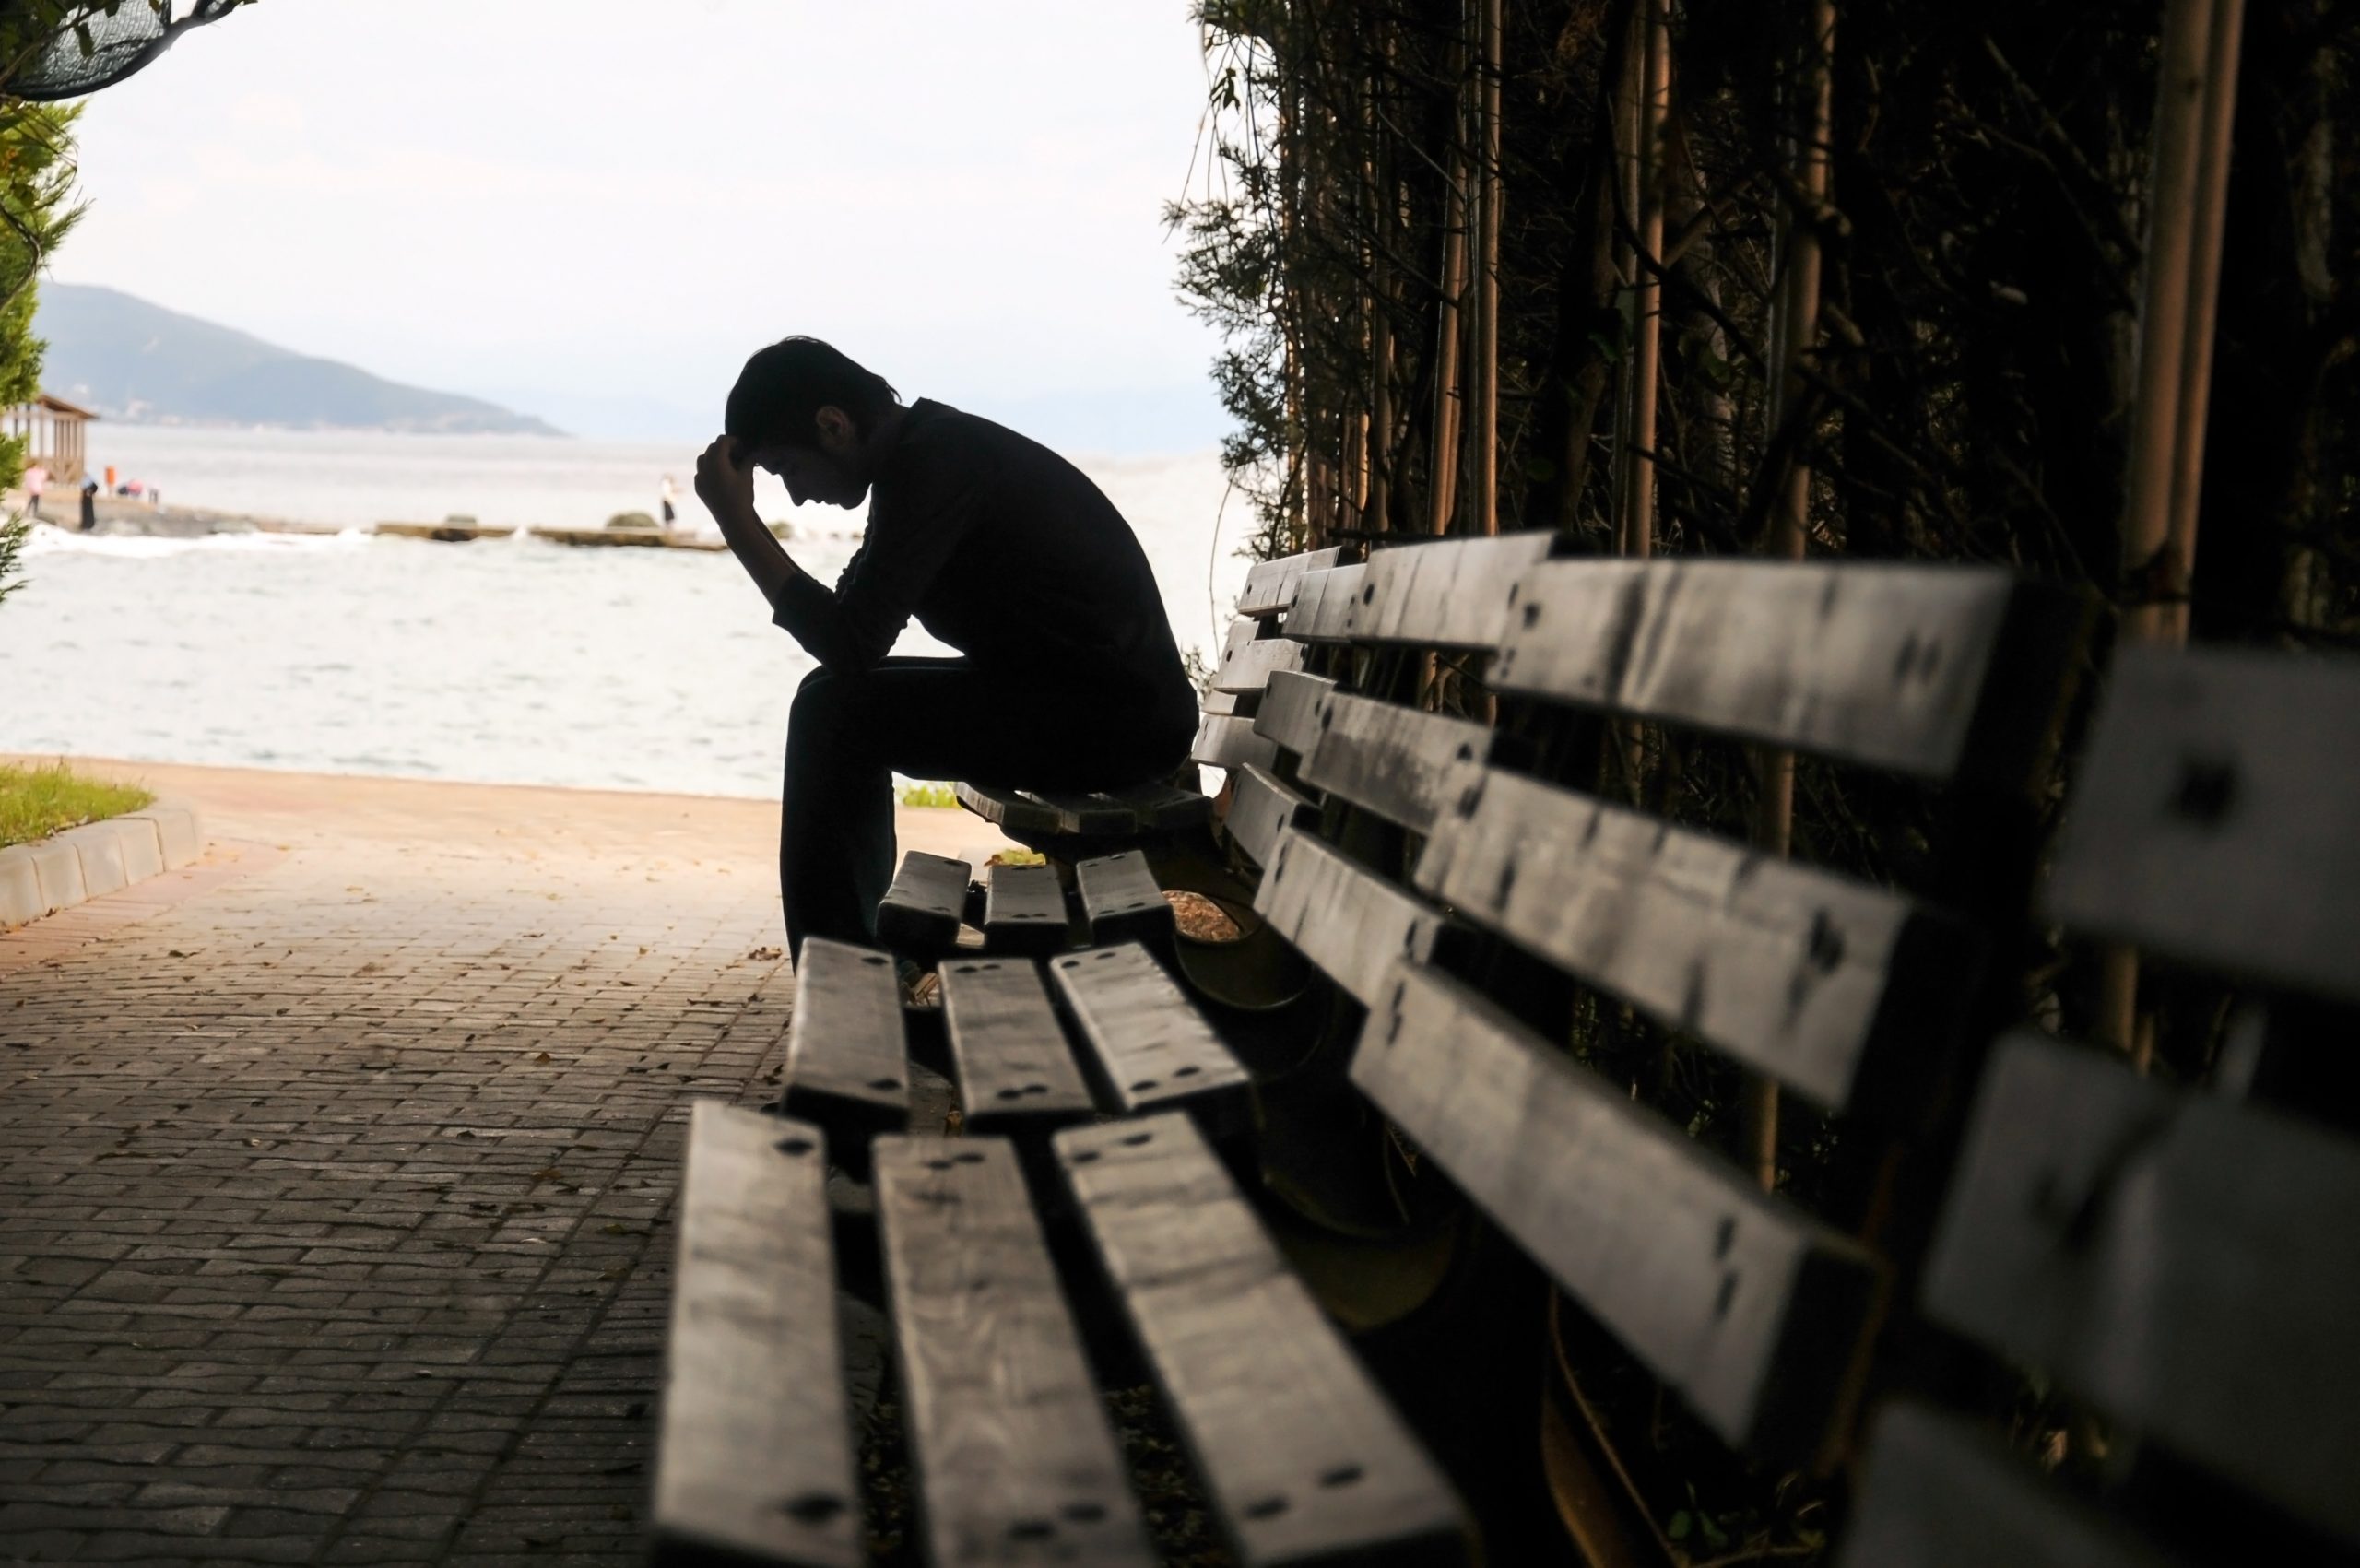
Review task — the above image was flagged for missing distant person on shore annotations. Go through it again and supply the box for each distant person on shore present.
[22,463,44,518]
[103,464,116,492]
[659,474,678,533]
[695,336,1196,965]
[78,477,97,532]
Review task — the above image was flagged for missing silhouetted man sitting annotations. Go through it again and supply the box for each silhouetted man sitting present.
[696,336,1198,964]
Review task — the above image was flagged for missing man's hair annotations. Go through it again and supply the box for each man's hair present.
[725,336,900,447]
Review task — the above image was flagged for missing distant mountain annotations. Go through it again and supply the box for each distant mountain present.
[32,283,563,436]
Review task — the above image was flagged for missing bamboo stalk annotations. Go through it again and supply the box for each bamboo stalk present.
[1428,18,1471,538]
[1471,0,1503,537]
[1744,0,1835,1197]
[2117,0,2213,647]
[2164,0,2245,643]
[1366,18,1396,535]
[1621,0,1669,566]
[2098,0,2238,1063]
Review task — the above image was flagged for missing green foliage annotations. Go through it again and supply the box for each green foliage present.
[0,98,83,607]
[0,511,25,607]
[896,781,961,810]
[0,760,153,848]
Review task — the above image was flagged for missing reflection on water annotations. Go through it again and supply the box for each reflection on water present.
[1,430,1245,799]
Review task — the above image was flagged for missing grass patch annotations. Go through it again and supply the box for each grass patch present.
[897,781,961,809]
[0,761,154,849]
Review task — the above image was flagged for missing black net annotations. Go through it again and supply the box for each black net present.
[5,1,242,102]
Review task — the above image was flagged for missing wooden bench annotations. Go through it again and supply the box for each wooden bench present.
[649,532,2354,1563]
[1843,643,2360,1566]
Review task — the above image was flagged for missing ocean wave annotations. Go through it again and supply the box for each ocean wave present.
[19,522,375,558]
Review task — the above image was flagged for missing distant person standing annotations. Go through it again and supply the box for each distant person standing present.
[659,474,679,533]
[103,464,116,492]
[78,477,97,531]
[21,462,44,518]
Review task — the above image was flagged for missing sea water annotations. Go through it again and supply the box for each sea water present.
[0,427,1252,799]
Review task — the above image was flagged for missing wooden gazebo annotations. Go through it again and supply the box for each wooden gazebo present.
[6,392,97,485]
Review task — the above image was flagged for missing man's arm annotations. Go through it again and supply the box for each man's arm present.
[694,436,807,617]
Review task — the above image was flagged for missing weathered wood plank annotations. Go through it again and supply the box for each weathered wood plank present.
[1839,1403,2178,1568]
[1414,760,1973,1113]
[1238,546,1344,617]
[1056,1114,1469,1564]
[1076,850,1174,948]
[1213,636,1310,694]
[955,782,1064,838]
[2044,644,2360,1007]
[1298,690,1495,834]
[1194,713,1282,774]
[1254,829,1447,1010]
[1223,615,1263,656]
[874,1136,1156,1565]
[651,1104,862,1568]
[1492,560,2091,789]
[1017,791,1138,837]
[1333,532,1562,649]
[1284,562,1367,643]
[938,959,1098,1136]
[1225,765,1317,869]
[1355,961,1882,1461]
[984,862,1070,956]
[1923,1032,2360,1544]
[1103,781,1212,831]
[876,850,971,956]
[1046,942,1253,1128]
[784,937,909,1139]
[1251,669,1338,759]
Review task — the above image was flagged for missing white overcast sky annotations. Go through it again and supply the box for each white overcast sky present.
[53,1,1230,450]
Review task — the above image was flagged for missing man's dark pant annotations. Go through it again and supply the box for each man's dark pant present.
[780,656,1196,961]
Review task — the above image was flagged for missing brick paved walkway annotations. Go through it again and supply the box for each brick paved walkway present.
[0,760,999,1566]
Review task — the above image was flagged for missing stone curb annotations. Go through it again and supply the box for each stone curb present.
[0,798,207,929]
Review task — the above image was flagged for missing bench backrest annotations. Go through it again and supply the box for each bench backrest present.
[1219,532,2094,1475]
[1846,643,2360,1564]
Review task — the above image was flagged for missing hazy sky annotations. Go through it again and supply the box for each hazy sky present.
[53,1,1230,450]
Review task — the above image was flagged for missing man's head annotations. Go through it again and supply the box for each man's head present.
[724,336,900,508]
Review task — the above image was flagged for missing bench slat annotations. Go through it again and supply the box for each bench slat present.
[1493,560,2089,789]
[1076,850,1174,948]
[1283,562,1366,643]
[1056,1114,1469,1565]
[876,850,970,955]
[1046,942,1253,1128]
[1110,782,1213,831]
[2044,644,2360,1007]
[1194,712,1282,773]
[784,937,909,1138]
[1299,691,1494,834]
[1840,1403,2176,1568]
[1415,760,1971,1113]
[874,1136,1157,1565]
[1355,961,1881,1461]
[1331,532,1561,649]
[939,958,1098,1136]
[984,862,1070,956]
[1238,547,1344,617]
[1226,765,1317,869]
[1251,669,1337,759]
[652,1105,862,1568]
[955,782,1065,838]
[1255,829,1446,1010]
[1923,1032,2360,1543]
[1015,791,1139,837]
[1213,636,1309,694]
